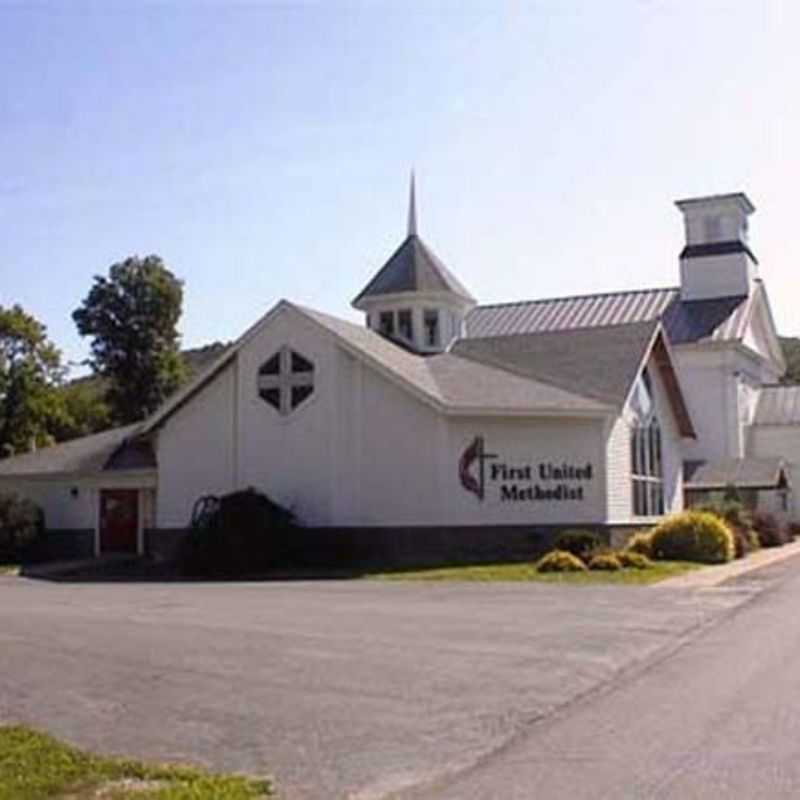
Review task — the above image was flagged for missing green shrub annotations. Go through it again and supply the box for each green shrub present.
[751,510,789,548]
[696,500,758,559]
[554,529,603,562]
[616,550,653,569]
[536,549,588,573]
[588,552,622,571]
[625,531,654,558]
[0,492,44,561]
[650,511,734,564]
[730,525,760,559]
[178,488,295,577]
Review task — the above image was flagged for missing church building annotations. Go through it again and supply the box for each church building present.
[0,184,795,560]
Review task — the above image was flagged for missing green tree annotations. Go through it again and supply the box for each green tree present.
[0,305,65,457]
[73,255,187,424]
[51,378,112,441]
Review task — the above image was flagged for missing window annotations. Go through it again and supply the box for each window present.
[423,309,440,348]
[630,370,664,517]
[379,311,394,337]
[258,347,315,415]
[398,309,413,341]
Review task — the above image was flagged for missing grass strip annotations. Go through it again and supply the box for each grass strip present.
[368,560,700,584]
[0,725,273,800]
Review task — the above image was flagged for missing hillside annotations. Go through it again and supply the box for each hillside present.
[780,337,800,384]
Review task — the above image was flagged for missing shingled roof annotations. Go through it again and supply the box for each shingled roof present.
[352,234,475,308]
[299,305,610,415]
[0,424,153,478]
[684,457,789,490]
[466,283,762,345]
[451,319,695,437]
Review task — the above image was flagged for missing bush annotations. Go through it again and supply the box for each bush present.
[0,492,44,561]
[751,510,789,548]
[588,552,622,571]
[616,550,653,569]
[730,525,760,559]
[696,500,758,559]
[536,550,588,573]
[553,529,603,562]
[650,511,735,564]
[625,531,654,558]
[788,522,800,541]
[178,488,295,577]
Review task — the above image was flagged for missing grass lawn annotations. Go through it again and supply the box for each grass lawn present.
[369,560,700,585]
[0,725,273,800]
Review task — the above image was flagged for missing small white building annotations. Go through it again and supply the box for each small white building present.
[0,185,794,561]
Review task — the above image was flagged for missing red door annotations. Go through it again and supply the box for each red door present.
[99,490,139,554]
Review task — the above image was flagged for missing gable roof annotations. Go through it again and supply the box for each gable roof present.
[140,299,613,436]
[684,457,789,490]
[754,385,800,426]
[352,234,475,307]
[0,424,152,478]
[465,281,780,360]
[297,305,610,415]
[452,319,694,437]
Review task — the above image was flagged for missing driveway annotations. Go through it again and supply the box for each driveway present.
[0,576,760,799]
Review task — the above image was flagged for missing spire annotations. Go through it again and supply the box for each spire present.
[407,170,418,237]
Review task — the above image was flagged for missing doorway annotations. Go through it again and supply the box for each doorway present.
[99,489,139,554]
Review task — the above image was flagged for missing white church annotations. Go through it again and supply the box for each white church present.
[0,184,797,561]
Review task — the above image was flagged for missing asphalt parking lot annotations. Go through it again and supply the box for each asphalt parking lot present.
[0,576,757,799]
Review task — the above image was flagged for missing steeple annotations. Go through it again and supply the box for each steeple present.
[407,170,418,237]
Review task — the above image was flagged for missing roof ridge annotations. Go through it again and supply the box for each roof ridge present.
[475,285,680,312]
[460,317,660,343]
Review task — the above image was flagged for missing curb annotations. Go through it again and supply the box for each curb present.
[655,537,800,589]
[21,554,138,580]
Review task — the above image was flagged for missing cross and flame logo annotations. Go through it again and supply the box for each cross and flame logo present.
[458,435,497,501]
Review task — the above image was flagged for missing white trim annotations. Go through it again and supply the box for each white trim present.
[93,487,100,558]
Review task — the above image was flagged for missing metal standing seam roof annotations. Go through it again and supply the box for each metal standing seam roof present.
[466,285,754,345]
[754,385,800,425]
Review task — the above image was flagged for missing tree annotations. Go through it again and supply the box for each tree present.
[73,255,187,424]
[0,305,65,457]
[51,378,112,441]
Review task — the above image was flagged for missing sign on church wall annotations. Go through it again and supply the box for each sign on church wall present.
[458,435,595,504]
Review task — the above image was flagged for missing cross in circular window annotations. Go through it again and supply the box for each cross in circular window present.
[258,347,315,415]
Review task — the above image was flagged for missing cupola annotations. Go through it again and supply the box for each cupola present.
[352,174,476,353]
[676,192,757,301]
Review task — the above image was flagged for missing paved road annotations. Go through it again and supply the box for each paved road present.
[400,558,800,799]
[0,574,766,799]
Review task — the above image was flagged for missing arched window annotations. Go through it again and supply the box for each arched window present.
[630,370,664,517]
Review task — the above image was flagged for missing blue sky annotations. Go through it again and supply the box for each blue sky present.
[2,2,799,373]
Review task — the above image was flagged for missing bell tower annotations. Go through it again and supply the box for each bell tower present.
[676,192,757,301]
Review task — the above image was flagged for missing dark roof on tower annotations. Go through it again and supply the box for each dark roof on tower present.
[352,234,476,308]
[465,284,761,345]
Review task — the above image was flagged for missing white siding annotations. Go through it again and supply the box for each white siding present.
[749,425,800,519]
[605,351,685,525]
[0,480,97,530]
[605,416,631,522]
[156,363,237,527]
[152,305,616,528]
